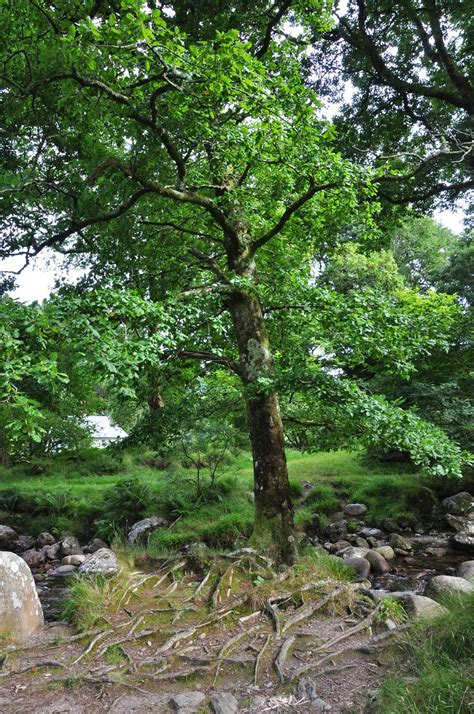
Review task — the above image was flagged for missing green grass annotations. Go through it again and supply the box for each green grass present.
[378,593,474,713]
[0,447,469,546]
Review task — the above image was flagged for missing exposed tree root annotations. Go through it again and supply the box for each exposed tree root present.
[275,635,296,683]
[282,587,344,634]
[255,633,272,685]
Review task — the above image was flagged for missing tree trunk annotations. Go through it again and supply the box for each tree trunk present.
[228,279,296,565]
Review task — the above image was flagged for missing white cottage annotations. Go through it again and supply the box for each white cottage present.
[83,415,128,449]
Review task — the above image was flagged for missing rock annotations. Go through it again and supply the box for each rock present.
[0,551,44,640]
[343,503,367,516]
[442,492,473,516]
[294,677,318,701]
[169,692,207,712]
[373,545,395,561]
[358,527,384,540]
[84,538,108,553]
[366,536,380,548]
[424,575,474,601]
[59,536,82,557]
[127,516,169,544]
[210,691,239,714]
[52,564,76,576]
[42,543,61,561]
[344,557,370,580]
[387,592,447,620]
[341,546,369,560]
[354,537,370,549]
[0,525,18,548]
[78,548,119,576]
[12,535,35,552]
[365,550,390,574]
[62,554,86,566]
[457,561,474,583]
[450,532,474,553]
[21,549,45,568]
[398,514,418,530]
[36,532,56,548]
[328,540,352,554]
[446,514,474,534]
[389,534,412,551]
[382,518,399,533]
[323,521,347,543]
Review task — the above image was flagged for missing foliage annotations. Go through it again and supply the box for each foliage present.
[378,592,474,713]
[95,478,154,538]
[62,575,121,631]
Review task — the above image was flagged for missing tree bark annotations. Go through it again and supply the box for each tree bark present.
[227,242,296,565]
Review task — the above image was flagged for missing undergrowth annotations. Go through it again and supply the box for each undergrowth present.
[378,593,474,714]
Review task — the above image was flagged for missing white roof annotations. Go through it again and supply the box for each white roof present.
[83,415,128,439]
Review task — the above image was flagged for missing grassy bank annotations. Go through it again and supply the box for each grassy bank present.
[0,447,469,548]
[378,593,474,713]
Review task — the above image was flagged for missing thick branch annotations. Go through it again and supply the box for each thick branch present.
[252,180,337,251]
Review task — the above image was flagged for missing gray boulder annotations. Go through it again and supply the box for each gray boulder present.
[52,564,76,576]
[341,546,369,560]
[389,534,412,551]
[359,527,384,540]
[36,532,56,548]
[127,516,169,544]
[323,521,347,543]
[382,518,399,533]
[42,543,61,561]
[388,592,447,620]
[442,492,473,516]
[373,545,395,561]
[59,535,82,557]
[0,551,44,640]
[84,538,108,553]
[446,514,474,534]
[62,554,86,566]
[210,691,239,714]
[365,550,390,574]
[12,535,35,552]
[344,557,370,580]
[424,575,474,601]
[343,503,367,517]
[0,525,18,548]
[169,692,207,712]
[328,539,352,554]
[450,532,474,553]
[79,548,119,576]
[21,549,45,569]
[457,561,474,583]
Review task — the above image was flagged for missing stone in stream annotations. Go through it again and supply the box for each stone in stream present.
[344,503,367,516]
[36,532,56,548]
[59,535,82,557]
[52,564,76,576]
[79,548,119,576]
[42,543,61,561]
[210,691,239,714]
[358,527,384,540]
[446,514,474,534]
[373,545,395,561]
[0,525,18,548]
[424,575,474,601]
[21,548,45,569]
[442,491,473,516]
[344,557,371,580]
[341,546,369,560]
[0,551,44,640]
[11,534,35,552]
[457,560,474,582]
[382,518,399,533]
[62,554,86,566]
[389,534,413,551]
[354,537,370,549]
[323,521,348,543]
[450,532,474,553]
[364,550,390,574]
[127,516,169,544]
[386,592,447,620]
[328,539,352,554]
[169,692,207,712]
[84,538,108,553]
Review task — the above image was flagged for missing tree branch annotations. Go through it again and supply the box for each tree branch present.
[252,180,337,251]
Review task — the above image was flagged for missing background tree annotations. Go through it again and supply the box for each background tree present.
[311,0,474,208]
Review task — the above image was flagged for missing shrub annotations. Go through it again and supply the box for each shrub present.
[201,513,253,548]
[304,484,339,513]
[97,478,153,534]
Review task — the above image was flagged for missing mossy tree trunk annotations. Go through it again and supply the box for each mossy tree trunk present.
[227,230,296,565]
